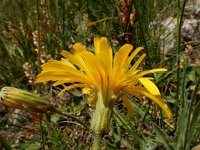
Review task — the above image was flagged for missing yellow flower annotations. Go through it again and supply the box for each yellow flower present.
[36,37,171,134]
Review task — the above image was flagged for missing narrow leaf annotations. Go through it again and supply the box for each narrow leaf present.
[189,101,200,139]
[153,124,174,150]
[175,108,188,150]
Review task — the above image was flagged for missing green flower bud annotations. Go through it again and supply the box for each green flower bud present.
[0,87,55,113]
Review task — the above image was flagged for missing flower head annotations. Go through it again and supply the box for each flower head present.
[36,37,171,133]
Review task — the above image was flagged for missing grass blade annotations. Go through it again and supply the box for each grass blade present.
[175,108,188,150]
[153,123,173,150]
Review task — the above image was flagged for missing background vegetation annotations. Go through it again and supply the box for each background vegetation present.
[0,0,199,149]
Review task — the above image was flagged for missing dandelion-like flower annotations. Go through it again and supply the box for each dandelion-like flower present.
[36,37,171,134]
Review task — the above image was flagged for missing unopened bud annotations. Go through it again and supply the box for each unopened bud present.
[0,87,55,113]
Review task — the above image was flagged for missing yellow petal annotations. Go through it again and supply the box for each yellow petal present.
[155,96,172,118]
[87,94,97,105]
[39,63,86,79]
[138,78,160,95]
[128,47,144,62]
[52,80,71,86]
[73,43,87,53]
[128,54,146,75]
[79,51,107,86]
[113,44,133,70]
[99,37,112,62]
[58,84,88,96]
[122,96,134,118]
[61,50,91,69]
[94,37,112,75]
[125,47,144,71]
[60,50,100,87]
[60,50,86,70]
[41,60,76,73]
[98,38,112,75]
[82,87,92,94]
[97,53,111,75]
[129,88,171,118]
[94,37,101,55]
[135,68,167,77]
[36,71,89,84]
[60,58,76,69]
[111,44,133,81]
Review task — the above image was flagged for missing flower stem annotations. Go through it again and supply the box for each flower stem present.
[175,0,187,130]
[92,133,101,150]
[36,0,41,72]
[54,109,90,130]
[39,114,45,150]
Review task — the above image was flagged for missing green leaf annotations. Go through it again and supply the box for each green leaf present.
[50,113,60,123]
[153,124,173,150]
[70,91,83,97]
[189,101,200,140]
[187,70,196,82]
[113,108,132,132]
[25,143,41,150]
[17,47,24,58]
[19,142,41,150]
[175,108,188,150]
[144,140,158,150]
